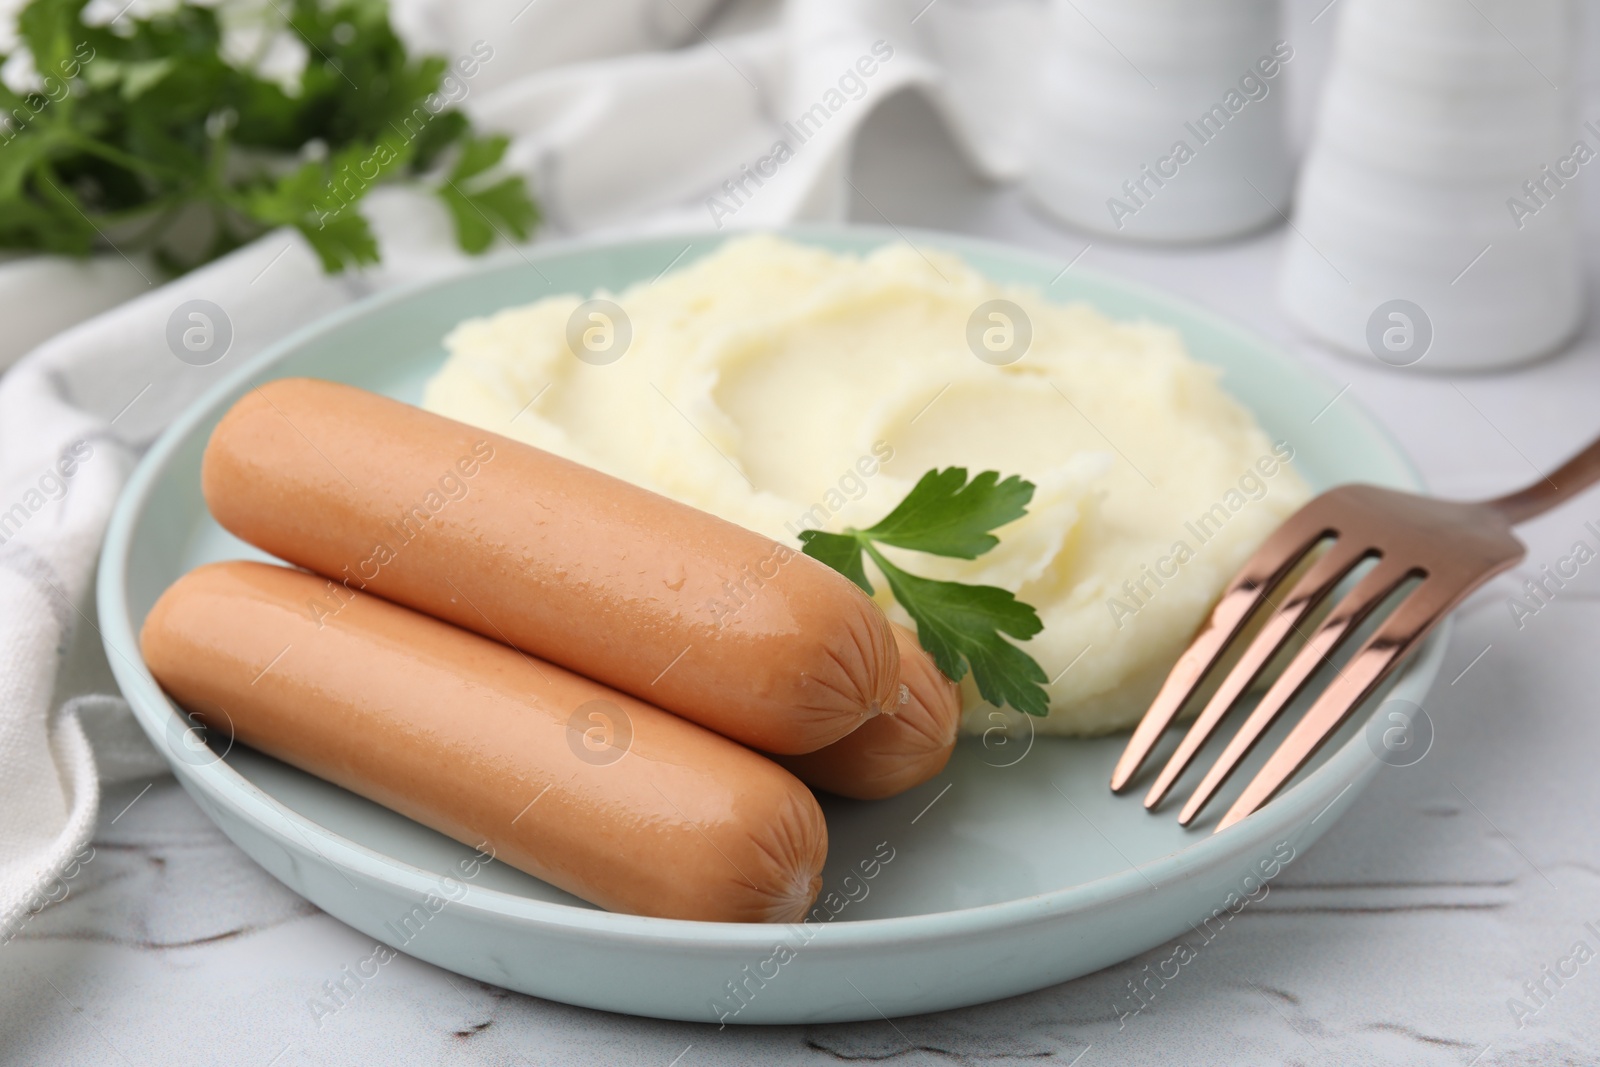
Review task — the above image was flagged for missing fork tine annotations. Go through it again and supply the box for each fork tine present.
[1142,541,1372,809]
[1176,559,1411,826]
[1215,579,1451,832]
[1110,514,1333,792]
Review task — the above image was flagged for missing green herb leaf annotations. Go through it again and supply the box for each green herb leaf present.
[799,467,1050,716]
[438,135,538,254]
[861,467,1034,559]
[0,0,538,275]
[119,57,174,100]
[409,110,469,174]
[449,132,509,182]
[297,210,379,274]
[868,548,1049,717]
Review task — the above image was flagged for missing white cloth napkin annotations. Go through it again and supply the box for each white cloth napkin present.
[0,0,1044,945]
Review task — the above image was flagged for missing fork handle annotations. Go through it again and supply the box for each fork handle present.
[1485,431,1600,524]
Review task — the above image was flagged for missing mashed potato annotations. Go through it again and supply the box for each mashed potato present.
[422,235,1310,736]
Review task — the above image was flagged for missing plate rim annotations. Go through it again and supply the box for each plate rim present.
[96,221,1446,952]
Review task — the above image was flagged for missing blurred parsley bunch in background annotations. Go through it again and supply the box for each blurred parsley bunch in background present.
[0,0,538,274]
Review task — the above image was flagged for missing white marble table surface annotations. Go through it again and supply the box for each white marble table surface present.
[7,24,1600,1066]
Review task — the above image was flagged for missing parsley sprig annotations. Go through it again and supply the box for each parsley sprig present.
[800,468,1050,716]
[0,0,537,275]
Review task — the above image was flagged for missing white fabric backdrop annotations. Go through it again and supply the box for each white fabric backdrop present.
[0,0,1047,947]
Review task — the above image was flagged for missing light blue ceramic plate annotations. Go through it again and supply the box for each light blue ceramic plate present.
[96,225,1442,1024]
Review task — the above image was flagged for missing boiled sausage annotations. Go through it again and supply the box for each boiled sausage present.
[201,378,897,754]
[775,624,961,800]
[140,561,828,923]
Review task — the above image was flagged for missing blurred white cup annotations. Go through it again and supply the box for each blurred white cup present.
[1280,0,1582,371]
[1025,0,1294,243]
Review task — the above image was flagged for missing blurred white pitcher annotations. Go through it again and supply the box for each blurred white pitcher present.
[1281,0,1582,370]
[1026,0,1294,243]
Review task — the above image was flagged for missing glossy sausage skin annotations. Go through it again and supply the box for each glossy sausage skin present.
[775,625,961,800]
[200,377,896,755]
[140,561,828,923]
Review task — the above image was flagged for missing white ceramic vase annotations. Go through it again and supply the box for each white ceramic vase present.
[1025,0,1294,243]
[1280,0,1582,371]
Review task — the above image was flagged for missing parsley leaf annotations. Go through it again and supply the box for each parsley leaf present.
[0,0,539,275]
[438,135,538,254]
[799,467,1050,716]
[860,467,1034,559]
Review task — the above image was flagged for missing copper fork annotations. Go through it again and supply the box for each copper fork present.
[1111,433,1600,833]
